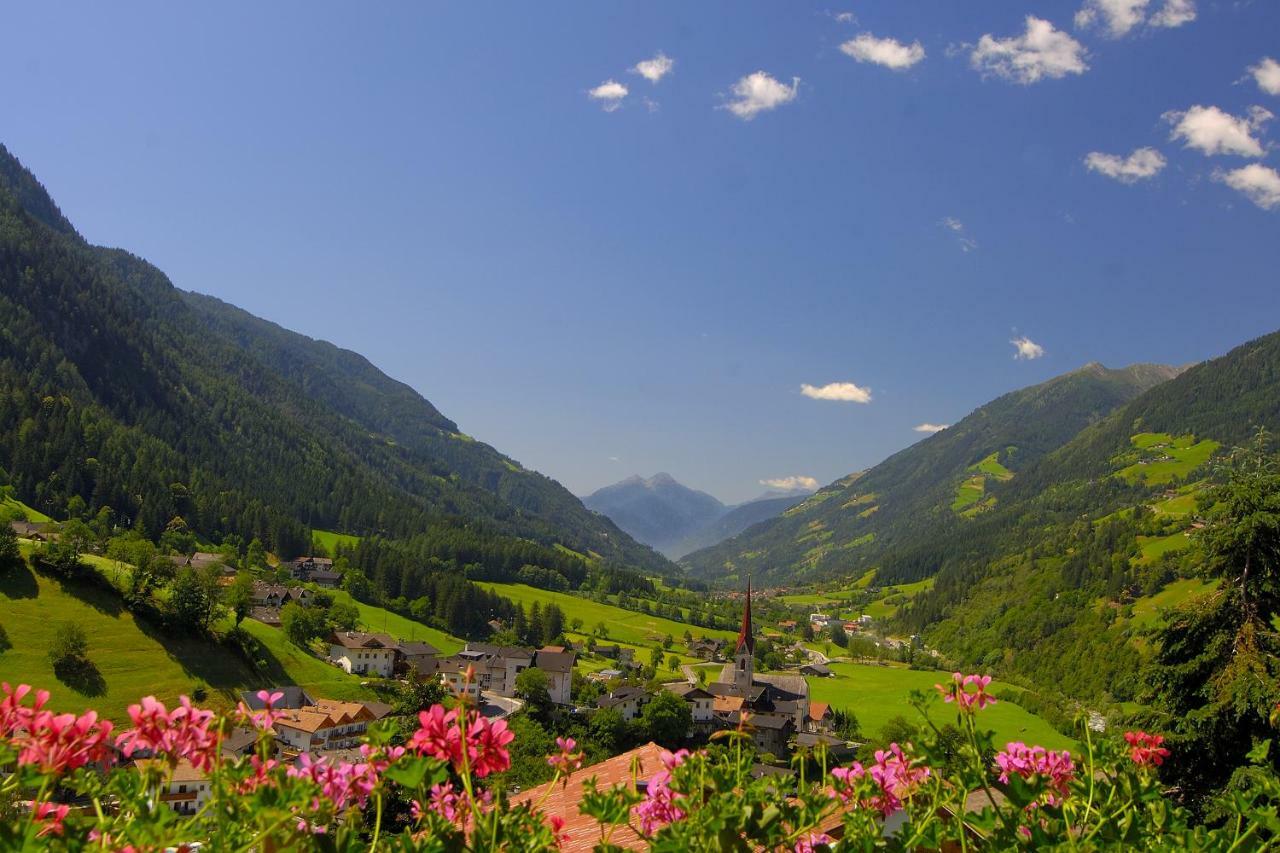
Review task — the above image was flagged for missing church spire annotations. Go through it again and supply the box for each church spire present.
[735,577,754,655]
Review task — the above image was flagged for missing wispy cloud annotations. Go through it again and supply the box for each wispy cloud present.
[800,381,872,403]
[840,33,926,71]
[914,423,949,434]
[1218,164,1280,210]
[1075,0,1196,36]
[1165,105,1271,157]
[971,16,1088,84]
[1249,57,1280,97]
[722,71,800,120]
[834,11,856,24]
[940,217,978,252]
[1011,336,1046,360]
[760,475,819,492]
[1084,147,1167,183]
[633,52,674,84]
[588,80,629,112]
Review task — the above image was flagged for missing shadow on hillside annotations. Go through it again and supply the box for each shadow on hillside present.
[0,562,39,599]
[0,624,11,653]
[43,569,125,618]
[54,657,107,697]
[130,613,304,698]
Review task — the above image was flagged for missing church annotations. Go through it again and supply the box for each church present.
[707,580,811,758]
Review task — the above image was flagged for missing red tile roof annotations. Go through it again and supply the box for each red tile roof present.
[510,742,667,852]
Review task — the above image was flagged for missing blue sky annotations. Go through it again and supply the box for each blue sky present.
[4,2,1278,503]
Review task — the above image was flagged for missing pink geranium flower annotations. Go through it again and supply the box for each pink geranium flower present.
[547,736,584,773]
[995,742,1075,803]
[467,714,514,778]
[935,673,997,713]
[117,695,218,772]
[829,743,930,817]
[19,708,115,775]
[33,802,70,837]
[633,767,686,835]
[409,705,463,765]
[795,831,833,852]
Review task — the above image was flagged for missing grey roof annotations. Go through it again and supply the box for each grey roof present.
[397,640,440,656]
[754,673,809,700]
[466,643,534,662]
[239,686,315,710]
[597,686,649,709]
[535,650,576,673]
[330,631,397,650]
[664,683,713,700]
[795,732,849,749]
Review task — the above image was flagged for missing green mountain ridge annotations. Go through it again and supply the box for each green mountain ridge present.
[0,142,668,574]
[681,361,1182,586]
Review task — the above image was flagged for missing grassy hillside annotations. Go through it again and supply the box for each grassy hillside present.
[313,529,361,555]
[328,590,463,654]
[480,583,736,646]
[0,560,371,723]
[807,662,1071,750]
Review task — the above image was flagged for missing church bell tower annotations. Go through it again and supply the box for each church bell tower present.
[733,578,755,693]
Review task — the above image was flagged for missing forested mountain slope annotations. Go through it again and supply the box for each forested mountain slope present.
[0,143,667,573]
[887,329,1280,705]
[681,362,1179,586]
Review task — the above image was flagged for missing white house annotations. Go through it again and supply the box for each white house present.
[664,682,715,723]
[597,686,650,721]
[328,631,398,677]
[535,647,576,705]
[135,759,210,816]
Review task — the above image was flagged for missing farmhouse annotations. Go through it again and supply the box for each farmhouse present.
[662,682,715,725]
[328,631,400,677]
[596,686,651,721]
[270,697,393,754]
[251,582,313,608]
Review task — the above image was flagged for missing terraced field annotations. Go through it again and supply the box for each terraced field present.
[1116,433,1220,486]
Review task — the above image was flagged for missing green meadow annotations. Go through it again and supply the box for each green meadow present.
[1117,433,1220,486]
[312,529,361,555]
[1128,578,1220,629]
[0,560,371,723]
[481,582,736,647]
[807,662,1071,750]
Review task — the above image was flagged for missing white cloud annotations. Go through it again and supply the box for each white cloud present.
[834,12,856,24]
[939,217,978,252]
[1075,0,1148,37]
[1150,0,1196,28]
[1084,147,1167,183]
[633,53,674,84]
[1165,105,1272,157]
[840,33,926,70]
[800,381,872,403]
[971,17,1088,84]
[759,476,820,492]
[722,71,799,120]
[914,423,950,434]
[1219,164,1280,210]
[1250,58,1280,97]
[1011,336,1046,360]
[1075,0,1194,35]
[588,80,628,112]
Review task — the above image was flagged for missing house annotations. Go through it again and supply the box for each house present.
[597,686,651,721]
[595,644,636,666]
[687,638,726,660]
[535,647,577,705]
[251,582,313,609]
[590,668,625,682]
[663,682,715,724]
[777,620,798,632]
[8,520,48,540]
[310,569,343,588]
[438,644,533,699]
[511,743,669,852]
[285,555,335,581]
[858,615,873,626]
[328,631,399,677]
[396,640,440,676]
[135,759,210,815]
[799,662,832,678]
[842,622,859,634]
[272,699,393,754]
[794,731,855,761]
[809,613,832,627]
[807,701,834,733]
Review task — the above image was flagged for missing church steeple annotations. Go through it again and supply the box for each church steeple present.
[733,577,754,692]
[735,577,755,655]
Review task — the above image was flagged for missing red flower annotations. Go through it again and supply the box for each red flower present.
[33,802,70,837]
[20,709,115,775]
[1123,731,1170,767]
